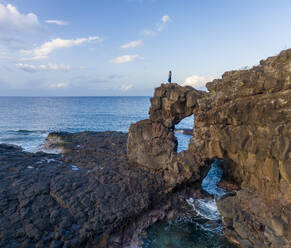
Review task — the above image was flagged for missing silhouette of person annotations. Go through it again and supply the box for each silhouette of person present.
[168,70,172,83]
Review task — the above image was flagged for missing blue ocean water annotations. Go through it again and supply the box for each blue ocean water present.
[0,96,192,152]
[0,97,232,247]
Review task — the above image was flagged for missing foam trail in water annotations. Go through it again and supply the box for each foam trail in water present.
[202,159,226,198]
[186,198,221,221]
[186,159,226,222]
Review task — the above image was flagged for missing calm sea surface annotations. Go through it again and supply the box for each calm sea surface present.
[0,96,233,248]
[0,96,192,152]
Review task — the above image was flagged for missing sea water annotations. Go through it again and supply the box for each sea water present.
[0,96,150,152]
[0,96,234,248]
[142,159,235,248]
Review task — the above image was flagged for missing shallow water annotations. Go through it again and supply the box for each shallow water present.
[142,160,234,248]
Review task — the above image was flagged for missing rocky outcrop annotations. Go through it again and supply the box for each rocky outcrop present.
[191,49,291,247]
[127,49,291,247]
[127,84,209,186]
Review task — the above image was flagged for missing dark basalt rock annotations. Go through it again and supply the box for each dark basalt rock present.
[0,131,208,248]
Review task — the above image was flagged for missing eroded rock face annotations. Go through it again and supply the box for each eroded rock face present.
[189,49,291,247]
[127,83,207,178]
[127,49,291,247]
[127,119,177,170]
[149,83,206,128]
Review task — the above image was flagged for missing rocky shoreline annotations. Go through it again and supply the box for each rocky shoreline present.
[0,48,290,248]
[0,132,211,248]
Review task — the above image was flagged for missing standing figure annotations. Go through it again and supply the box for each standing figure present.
[168,70,172,83]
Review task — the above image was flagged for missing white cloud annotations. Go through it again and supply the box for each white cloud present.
[16,63,71,72]
[161,15,170,23]
[21,36,102,60]
[49,82,69,89]
[120,84,133,91]
[111,54,141,64]
[143,14,171,35]
[0,3,39,31]
[142,29,156,36]
[157,14,171,32]
[121,40,143,49]
[45,20,69,26]
[182,75,214,89]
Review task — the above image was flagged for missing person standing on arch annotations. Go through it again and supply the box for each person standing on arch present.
[168,70,172,83]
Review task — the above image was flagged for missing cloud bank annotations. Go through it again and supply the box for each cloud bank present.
[120,84,133,91]
[182,75,214,89]
[45,20,69,26]
[121,40,143,49]
[157,14,171,32]
[49,82,69,89]
[16,63,71,72]
[21,36,102,60]
[143,14,171,36]
[112,54,141,64]
[0,3,40,31]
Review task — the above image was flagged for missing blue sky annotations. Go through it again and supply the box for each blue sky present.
[0,0,290,96]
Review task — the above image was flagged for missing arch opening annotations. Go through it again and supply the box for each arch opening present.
[174,114,194,152]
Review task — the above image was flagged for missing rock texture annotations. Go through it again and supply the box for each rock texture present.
[191,49,291,247]
[1,48,290,248]
[0,132,208,248]
[127,49,291,247]
[127,83,209,186]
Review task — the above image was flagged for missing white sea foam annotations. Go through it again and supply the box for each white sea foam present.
[46,158,56,163]
[71,165,79,171]
[40,147,62,154]
[186,198,221,221]
[0,130,50,154]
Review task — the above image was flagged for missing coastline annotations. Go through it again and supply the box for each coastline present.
[0,48,290,247]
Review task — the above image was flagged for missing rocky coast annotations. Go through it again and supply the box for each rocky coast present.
[0,48,290,247]
[0,131,209,248]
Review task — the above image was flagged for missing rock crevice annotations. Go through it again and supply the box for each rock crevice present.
[127,49,291,247]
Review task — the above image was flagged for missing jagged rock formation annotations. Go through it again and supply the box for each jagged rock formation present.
[203,49,291,248]
[127,84,209,186]
[127,49,291,247]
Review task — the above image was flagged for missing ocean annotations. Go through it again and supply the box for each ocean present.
[0,96,234,248]
[0,96,193,152]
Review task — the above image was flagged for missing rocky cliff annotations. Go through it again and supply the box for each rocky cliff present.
[127,49,291,247]
[127,84,209,186]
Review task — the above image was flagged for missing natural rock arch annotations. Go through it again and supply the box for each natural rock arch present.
[127,83,209,185]
[127,49,291,248]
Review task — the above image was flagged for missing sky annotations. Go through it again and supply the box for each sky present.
[0,0,290,96]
